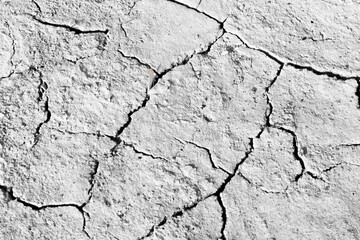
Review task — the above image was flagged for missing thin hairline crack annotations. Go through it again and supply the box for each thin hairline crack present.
[0,22,17,80]
[173,137,231,175]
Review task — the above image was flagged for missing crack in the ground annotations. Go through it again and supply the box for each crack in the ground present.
[257,64,321,182]
[5,22,16,68]
[217,194,227,240]
[356,80,360,108]
[338,143,360,147]
[166,0,222,24]
[30,67,52,148]
[143,2,360,92]
[322,162,343,173]
[271,126,306,181]
[196,0,203,9]
[0,71,15,81]
[114,91,150,139]
[30,15,109,35]
[87,156,99,196]
[49,127,118,143]
[140,137,258,239]
[120,140,171,162]
[239,172,287,195]
[0,22,17,80]
[226,32,360,80]
[321,161,360,174]
[256,63,285,138]
[65,50,106,65]
[31,0,42,14]
[226,31,360,107]
[118,18,226,89]
[126,0,142,15]
[149,25,226,88]
[113,23,227,154]
[287,62,360,81]
[173,137,231,175]
[0,184,91,237]
[117,49,159,77]
[119,22,129,39]
[138,199,202,239]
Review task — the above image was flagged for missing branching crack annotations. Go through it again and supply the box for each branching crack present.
[30,15,109,35]
[166,0,221,24]
[113,21,227,155]
[139,137,256,239]
[256,63,285,138]
[0,184,90,237]
[226,31,360,106]
[270,125,325,182]
[173,137,231,175]
[149,25,226,89]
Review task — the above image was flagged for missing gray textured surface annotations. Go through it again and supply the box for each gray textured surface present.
[1,0,360,239]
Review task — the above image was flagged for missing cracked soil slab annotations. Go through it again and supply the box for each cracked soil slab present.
[1,0,360,239]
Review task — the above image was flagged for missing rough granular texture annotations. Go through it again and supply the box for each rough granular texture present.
[1,0,359,239]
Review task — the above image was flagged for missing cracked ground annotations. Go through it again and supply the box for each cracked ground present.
[1,0,360,239]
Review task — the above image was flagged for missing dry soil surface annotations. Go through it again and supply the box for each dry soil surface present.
[1,0,360,239]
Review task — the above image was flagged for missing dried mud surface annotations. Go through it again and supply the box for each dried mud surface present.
[1,0,360,239]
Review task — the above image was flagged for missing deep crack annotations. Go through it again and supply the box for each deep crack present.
[217,194,227,240]
[31,0,42,14]
[287,62,360,81]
